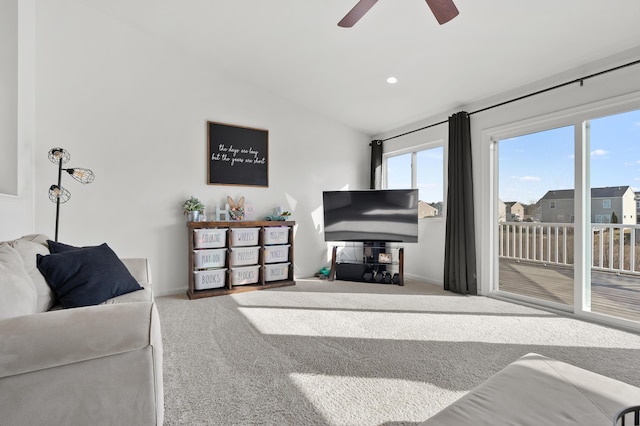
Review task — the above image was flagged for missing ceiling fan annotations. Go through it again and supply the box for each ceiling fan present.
[338,0,459,27]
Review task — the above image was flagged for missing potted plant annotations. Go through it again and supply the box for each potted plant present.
[183,196,205,222]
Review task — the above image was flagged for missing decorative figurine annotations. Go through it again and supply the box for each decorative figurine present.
[227,196,245,220]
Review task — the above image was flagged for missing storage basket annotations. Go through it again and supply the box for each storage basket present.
[193,268,227,290]
[193,228,227,249]
[264,262,290,282]
[229,246,260,266]
[263,244,290,264]
[229,227,260,247]
[230,265,260,286]
[263,226,289,245]
[193,248,227,269]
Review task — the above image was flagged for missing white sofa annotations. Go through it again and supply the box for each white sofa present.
[0,234,163,426]
[421,353,640,426]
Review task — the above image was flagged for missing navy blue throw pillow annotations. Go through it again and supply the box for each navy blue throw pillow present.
[37,243,142,308]
[47,240,86,253]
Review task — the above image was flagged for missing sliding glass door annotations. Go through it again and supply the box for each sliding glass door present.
[494,106,640,325]
[496,126,575,308]
[588,109,640,322]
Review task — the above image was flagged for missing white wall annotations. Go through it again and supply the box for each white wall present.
[377,46,640,291]
[0,0,18,195]
[0,0,35,239]
[32,0,370,295]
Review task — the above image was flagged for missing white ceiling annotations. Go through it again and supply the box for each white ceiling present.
[81,0,640,135]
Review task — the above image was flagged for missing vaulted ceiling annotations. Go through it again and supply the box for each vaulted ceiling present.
[81,0,640,135]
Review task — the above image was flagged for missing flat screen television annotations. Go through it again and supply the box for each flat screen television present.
[322,189,419,243]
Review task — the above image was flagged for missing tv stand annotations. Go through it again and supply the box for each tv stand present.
[328,244,404,286]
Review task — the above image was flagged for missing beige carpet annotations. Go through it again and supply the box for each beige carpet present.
[155,278,640,425]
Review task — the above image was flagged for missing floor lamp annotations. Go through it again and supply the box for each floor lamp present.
[48,148,95,242]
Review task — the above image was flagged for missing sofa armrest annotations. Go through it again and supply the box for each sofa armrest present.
[120,257,152,287]
[420,353,640,425]
[0,302,161,379]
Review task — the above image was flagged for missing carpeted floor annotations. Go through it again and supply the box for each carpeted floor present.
[155,278,640,425]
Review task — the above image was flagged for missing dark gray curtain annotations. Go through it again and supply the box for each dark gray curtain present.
[444,112,477,294]
[370,140,383,189]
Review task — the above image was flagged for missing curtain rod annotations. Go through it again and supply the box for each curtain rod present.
[381,58,640,142]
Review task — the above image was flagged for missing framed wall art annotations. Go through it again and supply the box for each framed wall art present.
[207,121,269,187]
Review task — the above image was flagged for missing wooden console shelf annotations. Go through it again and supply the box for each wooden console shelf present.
[187,220,295,299]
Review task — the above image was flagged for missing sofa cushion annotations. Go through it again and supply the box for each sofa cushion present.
[9,234,55,312]
[36,243,143,308]
[0,244,38,319]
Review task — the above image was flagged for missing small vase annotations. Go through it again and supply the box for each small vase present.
[187,211,200,222]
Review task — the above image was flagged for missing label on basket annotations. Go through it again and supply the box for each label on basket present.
[193,269,226,290]
[265,263,289,281]
[202,232,223,245]
[265,245,290,263]
[268,267,286,279]
[265,228,288,244]
[237,250,256,262]
[201,252,222,265]
[267,229,285,239]
[271,248,286,258]
[198,271,224,288]
[194,229,227,248]
[237,231,256,243]
[238,269,256,281]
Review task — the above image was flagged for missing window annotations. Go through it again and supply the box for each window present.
[550,201,556,208]
[386,153,411,189]
[384,144,444,218]
[603,199,611,209]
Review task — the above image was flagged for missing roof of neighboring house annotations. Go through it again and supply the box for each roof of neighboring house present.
[540,186,632,200]
[418,201,438,211]
[504,201,523,208]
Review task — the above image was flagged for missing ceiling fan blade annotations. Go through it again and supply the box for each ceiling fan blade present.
[425,0,459,25]
[338,0,379,27]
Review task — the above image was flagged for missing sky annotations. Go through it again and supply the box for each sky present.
[499,109,640,205]
[387,146,444,203]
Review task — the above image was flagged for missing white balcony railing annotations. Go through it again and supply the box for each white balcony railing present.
[498,222,640,276]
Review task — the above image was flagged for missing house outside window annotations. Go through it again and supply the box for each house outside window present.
[603,199,611,209]
[384,143,444,219]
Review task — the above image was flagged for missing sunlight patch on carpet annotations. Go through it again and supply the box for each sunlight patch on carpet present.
[288,372,460,425]
[237,305,635,348]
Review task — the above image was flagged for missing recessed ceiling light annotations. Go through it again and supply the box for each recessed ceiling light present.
[386,76,398,84]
